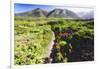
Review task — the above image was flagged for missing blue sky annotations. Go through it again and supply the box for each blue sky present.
[15,3,93,14]
[15,3,54,13]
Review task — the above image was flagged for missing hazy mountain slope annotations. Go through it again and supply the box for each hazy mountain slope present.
[77,11,94,19]
[82,11,94,19]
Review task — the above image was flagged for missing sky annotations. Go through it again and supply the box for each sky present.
[15,3,94,14]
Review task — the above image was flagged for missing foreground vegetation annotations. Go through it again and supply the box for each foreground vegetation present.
[49,18,94,63]
[14,17,94,65]
[15,17,52,65]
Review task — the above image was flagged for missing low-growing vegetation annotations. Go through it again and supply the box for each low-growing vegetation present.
[14,17,94,65]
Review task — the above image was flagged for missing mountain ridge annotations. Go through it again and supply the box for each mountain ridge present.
[15,8,93,19]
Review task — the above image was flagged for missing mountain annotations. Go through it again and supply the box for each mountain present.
[82,11,94,19]
[15,8,48,17]
[15,8,80,19]
[47,8,80,19]
[78,11,94,19]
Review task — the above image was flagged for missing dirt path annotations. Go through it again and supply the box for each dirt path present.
[46,32,55,57]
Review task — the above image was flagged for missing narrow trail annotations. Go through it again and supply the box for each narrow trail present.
[46,32,55,58]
